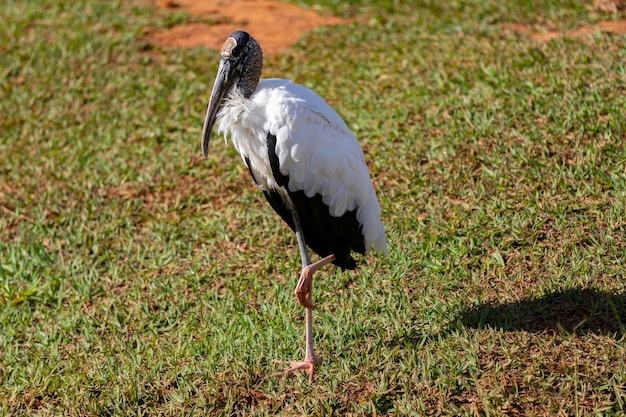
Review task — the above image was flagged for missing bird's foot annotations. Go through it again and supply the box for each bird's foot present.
[294,255,336,308]
[272,357,319,383]
[295,266,314,308]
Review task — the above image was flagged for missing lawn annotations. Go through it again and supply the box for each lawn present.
[1,0,625,415]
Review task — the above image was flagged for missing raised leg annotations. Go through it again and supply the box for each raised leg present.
[295,255,336,308]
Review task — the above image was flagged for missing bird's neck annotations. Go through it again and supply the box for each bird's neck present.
[236,80,258,99]
[237,55,263,98]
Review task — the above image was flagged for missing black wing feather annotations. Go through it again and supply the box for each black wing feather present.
[266,133,289,187]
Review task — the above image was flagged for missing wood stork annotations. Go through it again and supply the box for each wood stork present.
[201,31,388,382]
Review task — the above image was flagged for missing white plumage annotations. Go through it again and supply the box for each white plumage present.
[201,30,387,382]
[216,78,388,256]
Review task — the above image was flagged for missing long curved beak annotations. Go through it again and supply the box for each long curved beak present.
[201,58,234,157]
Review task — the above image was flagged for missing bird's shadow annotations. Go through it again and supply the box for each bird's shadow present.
[458,287,626,336]
[390,287,626,347]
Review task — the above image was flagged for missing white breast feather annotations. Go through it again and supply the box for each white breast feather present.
[216,79,388,255]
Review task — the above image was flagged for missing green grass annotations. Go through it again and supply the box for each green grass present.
[1,0,626,415]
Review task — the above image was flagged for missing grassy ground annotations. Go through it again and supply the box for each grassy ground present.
[1,0,626,415]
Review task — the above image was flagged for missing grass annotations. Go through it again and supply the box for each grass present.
[1,0,625,415]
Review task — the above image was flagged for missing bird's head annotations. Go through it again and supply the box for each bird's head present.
[201,31,263,157]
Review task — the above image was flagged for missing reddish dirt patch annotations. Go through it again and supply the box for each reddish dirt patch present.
[594,0,626,13]
[501,19,626,41]
[144,0,348,55]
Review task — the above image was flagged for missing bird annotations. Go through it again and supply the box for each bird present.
[201,30,388,382]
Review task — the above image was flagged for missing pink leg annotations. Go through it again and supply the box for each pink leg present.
[295,255,336,308]
[273,254,335,382]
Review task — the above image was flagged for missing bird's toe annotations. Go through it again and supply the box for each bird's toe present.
[272,359,318,383]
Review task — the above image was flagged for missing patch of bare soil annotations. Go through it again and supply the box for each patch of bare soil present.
[144,0,348,55]
[594,0,626,13]
[501,19,626,41]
